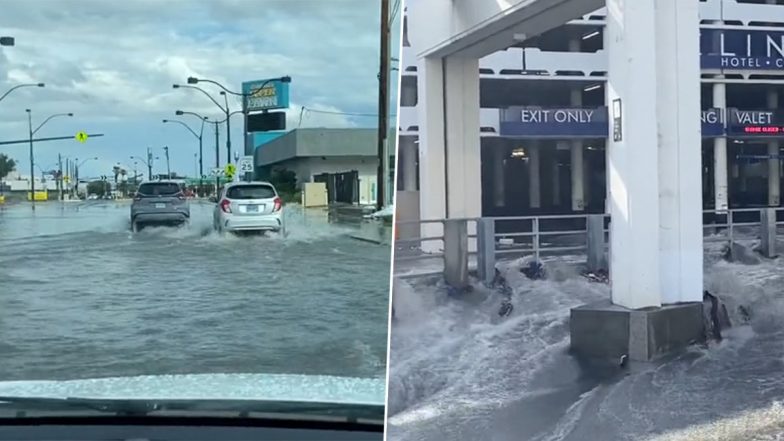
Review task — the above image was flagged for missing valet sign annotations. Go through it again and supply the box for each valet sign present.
[701,29,784,70]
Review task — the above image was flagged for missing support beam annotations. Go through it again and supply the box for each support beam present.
[529,142,541,209]
[768,90,780,207]
[605,0,702,309]
[417,57,447,252]
[569,39,586,212]
[402,137,418,191]
[493,142,505,207]
[444,56,481,219]
[713,81,728,211]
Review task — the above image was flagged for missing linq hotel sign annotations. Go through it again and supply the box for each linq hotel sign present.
[701,28,784,70]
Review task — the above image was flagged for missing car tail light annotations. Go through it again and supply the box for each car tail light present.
[176,192,186,200]
[273,196,283,212]
[220,199,232,213]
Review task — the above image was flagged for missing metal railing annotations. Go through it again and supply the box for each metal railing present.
[395,207,784,287]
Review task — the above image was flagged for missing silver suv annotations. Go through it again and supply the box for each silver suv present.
[130,180,190,232]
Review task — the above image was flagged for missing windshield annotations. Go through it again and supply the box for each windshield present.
[0,0,396,426]
[137,182,181,196]
[227,184,276,200]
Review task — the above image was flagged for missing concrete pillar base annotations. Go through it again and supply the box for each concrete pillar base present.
[569,300,704,362]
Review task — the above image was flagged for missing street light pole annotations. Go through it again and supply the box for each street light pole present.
[0,83,44,103]
[214,121,220,195]
[27,110,34,205]
[220,91,231,162]
[26,110,74,206]
[173,83,229,166]
[162,118,205,191]
[185,76,291,159]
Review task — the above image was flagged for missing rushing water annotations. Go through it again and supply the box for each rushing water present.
[0,201,390,386]
[388,246,784,440]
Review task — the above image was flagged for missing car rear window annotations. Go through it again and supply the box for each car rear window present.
[227,185,276,200]
[138,183,181,196]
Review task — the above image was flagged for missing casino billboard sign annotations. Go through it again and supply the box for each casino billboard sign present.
[700,28,784,70]
[242,78,291,112]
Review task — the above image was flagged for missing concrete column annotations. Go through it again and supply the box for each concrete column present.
[605,0,703,309]
[768,90,780,207]
[529,142,541,209]
[713,82,728,211]
[656,0,703,305]
[493,142,505,207]
[443,56,482,219]
[402,83,417,107]
[443,218,469,288]
[417,57,447,252]
[568,45,586,212]
[572,142,585,210]
[552,149,561,207]
[402,137,418,191]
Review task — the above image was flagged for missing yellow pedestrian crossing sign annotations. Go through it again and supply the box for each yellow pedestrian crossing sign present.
[224,163,236,179]
[63,175,70,183]
[75,131,89,143]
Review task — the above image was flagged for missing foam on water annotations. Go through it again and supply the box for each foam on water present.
[388,250,784,440]
[388,262,609,425]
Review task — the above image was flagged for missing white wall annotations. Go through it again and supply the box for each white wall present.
[287,156,378,185]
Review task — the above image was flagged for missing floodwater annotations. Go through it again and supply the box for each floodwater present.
[0,201,390,385]
[387,245,784,440]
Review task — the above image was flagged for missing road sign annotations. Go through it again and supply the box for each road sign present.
[63,175,70,183]
[224,163,236,179]
[239,156,254,173]
[75,131,89,143]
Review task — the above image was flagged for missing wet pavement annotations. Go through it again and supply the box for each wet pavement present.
[0,200,390,383]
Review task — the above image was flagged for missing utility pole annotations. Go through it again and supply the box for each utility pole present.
[214,121,220,196]
[163,146,171,179]
[376,0,390,211]
[146,147,153,180]
[65,157,70,198]
[27,109,35,207]
[58,153,63,201]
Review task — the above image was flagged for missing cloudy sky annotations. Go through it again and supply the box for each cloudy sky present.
[0,0,388,179]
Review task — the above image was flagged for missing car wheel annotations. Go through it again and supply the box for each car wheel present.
[132,221,142,233]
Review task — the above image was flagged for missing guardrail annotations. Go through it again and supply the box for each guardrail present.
[395,207,784,287]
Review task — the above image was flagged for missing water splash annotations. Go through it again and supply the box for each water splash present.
[388,253,784,440]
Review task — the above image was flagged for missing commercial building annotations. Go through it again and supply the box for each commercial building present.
[254,128,379,204]
[397,0,784,218]
[397,0,784,361]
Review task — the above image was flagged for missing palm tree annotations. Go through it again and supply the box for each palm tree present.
[0,154,16,181]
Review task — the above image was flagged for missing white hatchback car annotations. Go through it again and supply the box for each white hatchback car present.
[213,181,285,234]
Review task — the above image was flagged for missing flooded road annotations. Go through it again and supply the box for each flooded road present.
[0,201,390,383]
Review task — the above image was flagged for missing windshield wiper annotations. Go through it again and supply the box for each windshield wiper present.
[0,396,384,424]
